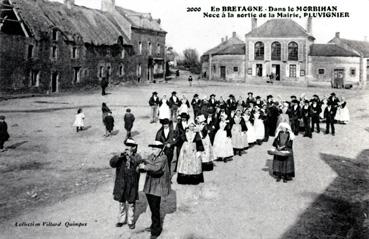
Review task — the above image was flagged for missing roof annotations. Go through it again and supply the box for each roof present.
[115,7,165,33]
[336,38,369,58]
[9,0,164,45]
[203,35,244,56]
[213,44,245,55]
[310,44,360,57]
[245,19,315,40]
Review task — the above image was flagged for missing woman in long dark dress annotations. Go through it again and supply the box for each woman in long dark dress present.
[272,122,295,183]
[102,102,112,123]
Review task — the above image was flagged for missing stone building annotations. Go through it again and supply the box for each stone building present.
[201,18,368,88]
[0,0,166,92]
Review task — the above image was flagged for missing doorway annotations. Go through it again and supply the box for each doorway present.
[271,64,280,81]
[220,66,226,80]
[256,64,263,77]
[73,67,80,84]
[51,72,58,93]
[333,69,344,88]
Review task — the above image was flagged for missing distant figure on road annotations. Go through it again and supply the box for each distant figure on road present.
[101,77,108,96]
[110,139,143,229]
[188,75,193,86]
[73,108,85,133]
[124,108,135,139]
[104,112,115,137]
[0,115,9,152]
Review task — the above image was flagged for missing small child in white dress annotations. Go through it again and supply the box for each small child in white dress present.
[73,108,85,132]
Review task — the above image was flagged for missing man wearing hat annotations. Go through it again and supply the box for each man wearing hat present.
[301,100,312,138]
[139,141,171,239]
[191,94,201,118]
[289,99,301,135]
[100,77,108,96]
[110,139,143,229]
[149,92,160,123]
[226,94,237,116]
[156,118,176,174]
[208,94,217,115]
[174,113,190,171]
[169,91,181,122]
[0,115,9,152]
[310,98,321,133]
[324,102,336,135]
[246,92,255,107]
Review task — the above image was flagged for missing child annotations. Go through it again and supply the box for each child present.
[124,109,135,139]
[0,115,9,152]
[110,139,143,229]
[73,108,85,132]
[104,112,115,136]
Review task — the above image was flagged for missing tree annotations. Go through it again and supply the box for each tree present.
[181,48,201,74]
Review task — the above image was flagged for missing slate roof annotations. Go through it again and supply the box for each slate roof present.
[245,19,315,40]
[8,0,164,46]
[203,35,244,56]
[310,44,359,57]
[336,38,369,58]
[213,44,245,55]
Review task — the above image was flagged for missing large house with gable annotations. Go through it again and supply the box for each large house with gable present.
[201,18,369,88]
[0,0,166,92]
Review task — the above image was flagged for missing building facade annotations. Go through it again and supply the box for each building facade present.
[201,18,368,88]
[0,0,166,93]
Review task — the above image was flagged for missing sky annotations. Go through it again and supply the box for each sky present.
[52,0,369,55]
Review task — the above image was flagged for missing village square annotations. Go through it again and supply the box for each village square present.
[1,0,369,239]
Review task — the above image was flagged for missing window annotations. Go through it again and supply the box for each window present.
[212,65,216,73]
[29,70,40,87]
[72,47,78,59]
[318,69,325,75]
[256,64,263,77]
[121,49,125,59]
[99,66,104,78]
[289,64,297,77]
[137,64,142,76]
[52,29,58,41]
[138,42,142,54]
[27,45,34,59]
[119,64,124,76]
[254,42,264,60]
[148,42,152,55]
[156,44,161,55]
[73,67,80,84]
[233,67,238,72]
[106,66,111,79]
[288,42,298,61]
[271,42,281,60]
[51,46,58,59]
[350,68,356,76]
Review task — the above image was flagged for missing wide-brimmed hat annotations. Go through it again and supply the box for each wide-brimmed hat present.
[152,91,158,95]
[148,141,164,149]
[159,118,170,125]
[210,94,216,97]
[124,138,137,147]
[180,112,190,120]
[267,95,273,99]
[172,91,177,95]
[229,94,234,98]
[0,115,5,120]
[193,94,199,98]
[196,114,206,123]
[248,92,253,95]
[290,95,297,99]
[255,96,261,100]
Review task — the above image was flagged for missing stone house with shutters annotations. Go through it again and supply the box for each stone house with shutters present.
[0,0,166,93]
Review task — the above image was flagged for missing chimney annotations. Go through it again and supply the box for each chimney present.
[157,18,161,25]
[64,0,74,9]
[335,32,340,38]
[306,17,312,34]
[232,32,236,38]
[221,37,224,43]
[101,0,115,12]
[225,36,228,41]
[251,18,257,30]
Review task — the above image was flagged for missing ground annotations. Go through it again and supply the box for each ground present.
[0,73,369,239]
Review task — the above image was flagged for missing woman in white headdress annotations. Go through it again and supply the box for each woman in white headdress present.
[243,111,256,146]
[213,112,234,162]
[253,108,265,144]
[195,114,215,171]
[177,123,204,185]
[159,95,171,120]
[335,97,350,124]
[231,109,248,156]
[270,122,295,183]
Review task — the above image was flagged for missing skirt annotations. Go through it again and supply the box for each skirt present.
[213,130,234,158]
[254,119,265,140]
[231,124,244,149]
[177,142,202,175]
[246,122,257,144]
[335,107,350,123]
[159,105,171,120]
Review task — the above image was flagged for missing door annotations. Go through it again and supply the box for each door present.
[256,64,263,77]
[51,72,58,93]
[271,64,280,81]
[220,66,226,80]
[73,67,80,84]
[333,69,344,88]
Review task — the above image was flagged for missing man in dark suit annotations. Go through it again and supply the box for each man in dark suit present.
[289,99,301,136]
[310,98,321,133]
[324,102,336,135]
[191,94,201,118]
[226,94,237,116]
[155,118,177,175]
[301,100,312,138]
[168,91,181,122]
[246,92,255,107]
[101,77,108,96]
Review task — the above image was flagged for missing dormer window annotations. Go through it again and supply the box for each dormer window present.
[51,45,58,60]
[71,47,78,59]
[138,42,142,54]
[156,44,161,55]
[121,49,125,59]
[148,42,152,55]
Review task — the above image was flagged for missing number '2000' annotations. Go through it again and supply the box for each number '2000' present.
[187,7,201,12]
